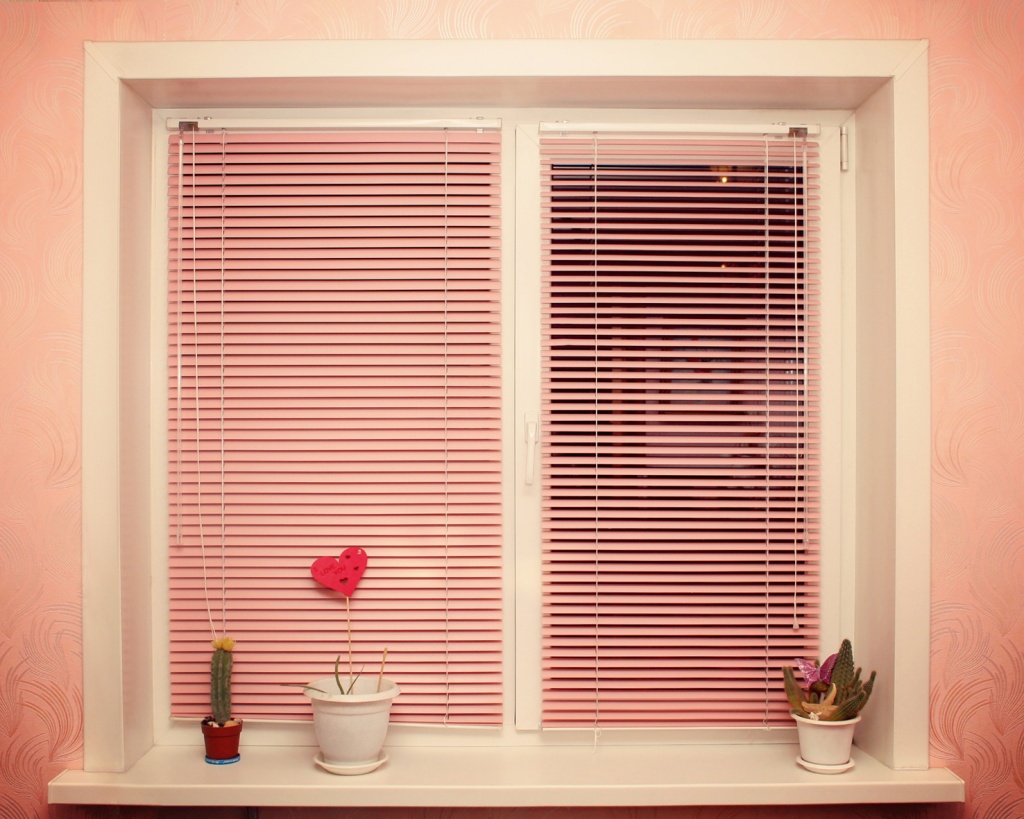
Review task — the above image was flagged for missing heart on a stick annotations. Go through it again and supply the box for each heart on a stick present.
[310,547,368,597]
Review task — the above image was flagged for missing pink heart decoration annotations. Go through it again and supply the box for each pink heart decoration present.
[310,547,368,598]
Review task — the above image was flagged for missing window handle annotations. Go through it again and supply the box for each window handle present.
[525,414,539,485]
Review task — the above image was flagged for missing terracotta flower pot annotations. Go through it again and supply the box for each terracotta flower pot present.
[202,719,243,764]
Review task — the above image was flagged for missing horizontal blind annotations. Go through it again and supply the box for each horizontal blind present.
[168,129,503,724]
[540,134,821,728]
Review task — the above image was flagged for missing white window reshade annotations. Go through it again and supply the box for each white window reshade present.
[167,128,503,725]
[539,133,821,728]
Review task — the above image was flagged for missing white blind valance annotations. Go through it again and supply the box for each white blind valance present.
[540,134,822,728]
[168,129,503,725]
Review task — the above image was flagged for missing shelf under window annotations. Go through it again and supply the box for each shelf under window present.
[50,741,963,808]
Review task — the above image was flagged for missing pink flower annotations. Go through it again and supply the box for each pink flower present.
[794,652,837,691]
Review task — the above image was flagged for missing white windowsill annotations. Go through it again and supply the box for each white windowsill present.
[50,742,962,808]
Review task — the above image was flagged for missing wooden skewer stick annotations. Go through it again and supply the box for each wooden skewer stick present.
[346,595,353,684]
[377,647,388,693]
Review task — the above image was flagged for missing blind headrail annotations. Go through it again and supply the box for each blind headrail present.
[539,121,820,138]
[166,116,502,132]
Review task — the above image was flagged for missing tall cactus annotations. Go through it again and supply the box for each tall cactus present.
[830,637,856,692]
[210,637,235,725]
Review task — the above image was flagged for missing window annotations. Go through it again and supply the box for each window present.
[163,118,826,731]
[538,131,821,728]
[75,41,938,794]
[167,127,504,724]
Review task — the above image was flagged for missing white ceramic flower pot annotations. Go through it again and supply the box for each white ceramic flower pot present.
[305,676,399,772]
[793,713,860,769]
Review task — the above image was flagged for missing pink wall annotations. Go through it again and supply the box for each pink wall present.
[1,1,1021,817]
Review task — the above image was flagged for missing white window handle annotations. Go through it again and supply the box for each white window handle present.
[525,414,539,485]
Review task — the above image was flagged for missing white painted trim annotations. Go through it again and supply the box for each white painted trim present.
[89,39,926,82]
[81,45,127,773]
[50,742,962,807]
[889,41,932,771]
[513,123,545,732]
[814,125,846,652]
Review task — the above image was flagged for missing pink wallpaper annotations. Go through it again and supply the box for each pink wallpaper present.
[1,1,1021,817]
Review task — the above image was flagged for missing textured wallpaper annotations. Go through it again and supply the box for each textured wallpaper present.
[2,1,1022,817]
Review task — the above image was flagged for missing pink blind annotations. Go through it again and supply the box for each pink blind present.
[168,129,503,724]
[540,134,821,728]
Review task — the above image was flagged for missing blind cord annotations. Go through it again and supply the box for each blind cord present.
[185,129,216,643]
[175,135,184,548]
[592,138,601,737]
[218,128,228,639]
[762,135,773,726]
[793,137,807,631]
[443,130,452,727]
[193,129,230,643]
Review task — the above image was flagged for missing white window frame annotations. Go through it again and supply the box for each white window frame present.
[152,109,843,742]
[59,39,962,808]
[513,119,845,732]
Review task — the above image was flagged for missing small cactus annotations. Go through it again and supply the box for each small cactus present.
[784,639,875,722]
[210,637,235,725]
[783,665,805,711]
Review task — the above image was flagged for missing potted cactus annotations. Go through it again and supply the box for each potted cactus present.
[783,638,876,772]
[201,637,243,764]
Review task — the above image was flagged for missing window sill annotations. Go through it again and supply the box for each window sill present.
[50,741,963,808]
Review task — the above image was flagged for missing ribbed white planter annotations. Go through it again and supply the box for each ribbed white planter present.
[793,713,860,769]
[305,676,399,773]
